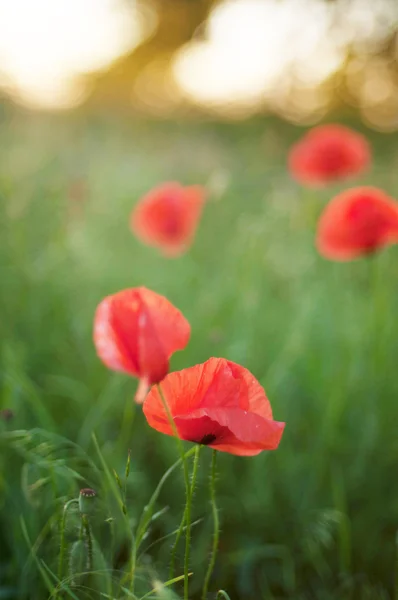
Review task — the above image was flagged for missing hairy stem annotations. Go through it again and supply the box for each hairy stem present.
[57,498,79,593]
[185,444,201,600]
[82,514,93,572]
[157,384,192,597]
[202,450,219,600]
[395,531,398,600]
[169,505,187,579]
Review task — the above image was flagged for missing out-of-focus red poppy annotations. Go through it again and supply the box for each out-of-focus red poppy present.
[94,287,190,401]
[131,182,206,256]
[316,187,398,261]
[143,357,285,456]
[288,125,371,187]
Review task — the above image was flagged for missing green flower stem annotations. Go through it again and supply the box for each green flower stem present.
[169,505,187,579]
[157,384,192,598]
[57,498,79,591]
[185,444,201,600]
[82,514,93,572]
[130,447,197,595]
[395,531,398,600]
[202,450,219,600]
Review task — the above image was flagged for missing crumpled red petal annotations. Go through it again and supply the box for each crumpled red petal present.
[94,287,190,384]
[143,357,284,456]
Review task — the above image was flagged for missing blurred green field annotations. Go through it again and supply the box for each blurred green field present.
[1,108,398,599]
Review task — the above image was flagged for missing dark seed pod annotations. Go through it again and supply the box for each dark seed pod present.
[79,488,97,515]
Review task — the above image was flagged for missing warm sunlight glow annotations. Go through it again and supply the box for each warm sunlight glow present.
[173,0,342,111]
[173,0,398,119]
[0,0,149,109]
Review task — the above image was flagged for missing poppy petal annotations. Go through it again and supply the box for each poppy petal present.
[143,357,272,421]
[94,295,139,376]
[143,358,239,421]
[289,124,371,187]
[143,357,284,456]
[94,287,190,384]
[226,360,273,419]
[175,408,285,454]
[316,187,398,260]
[131,182,206,256]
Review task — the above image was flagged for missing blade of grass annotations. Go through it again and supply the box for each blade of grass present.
[20,516,53,595]
[138,573,191,600]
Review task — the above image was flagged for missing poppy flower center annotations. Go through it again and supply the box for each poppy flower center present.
[198,433,217,445]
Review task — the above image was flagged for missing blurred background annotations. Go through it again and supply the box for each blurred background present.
[2,1,398,599]
[0,0,398,128]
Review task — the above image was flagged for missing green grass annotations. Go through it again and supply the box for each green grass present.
[1,107,398,599]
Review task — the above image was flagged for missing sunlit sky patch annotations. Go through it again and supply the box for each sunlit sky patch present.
[0,0,397,122]
[0,0,150,109]
[173,0,398,119]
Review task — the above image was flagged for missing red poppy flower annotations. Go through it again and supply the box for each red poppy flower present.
[288,124,371,187]
[143,357,285,456]
[316,187,398,261]
[94,287,190,400]
[131,182,206,256]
